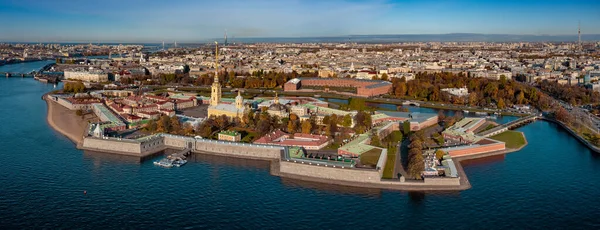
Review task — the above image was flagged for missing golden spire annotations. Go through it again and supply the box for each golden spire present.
[214,41,219,83]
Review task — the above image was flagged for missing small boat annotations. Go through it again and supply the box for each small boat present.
[153,158,173,168]
[475,112,487,116]
[463,110,470,113]
[173,159,187,167]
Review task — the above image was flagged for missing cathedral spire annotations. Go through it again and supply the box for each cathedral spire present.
[214,41,219,83]
[210,41,222,107]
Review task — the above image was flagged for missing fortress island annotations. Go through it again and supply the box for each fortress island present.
[42,43,539,191]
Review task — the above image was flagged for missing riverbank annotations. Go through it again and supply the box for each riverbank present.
[45,96,96,147]
[541,118,600,154]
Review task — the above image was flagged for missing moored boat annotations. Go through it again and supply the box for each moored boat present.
[154,158,173,168]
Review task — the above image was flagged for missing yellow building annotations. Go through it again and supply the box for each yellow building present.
[207,42,246,119]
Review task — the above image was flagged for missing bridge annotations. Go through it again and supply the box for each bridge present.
[479,114,540,137]
[1,72,37,78]
[402,100,420,107]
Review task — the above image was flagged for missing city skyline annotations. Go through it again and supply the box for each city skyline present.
[1,0,599,42]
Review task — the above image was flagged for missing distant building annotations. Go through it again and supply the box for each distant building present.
[441,87,469,97]
[283,78,392,97]
[64,68,109,82]
[254,130,332,150]
[218,130,241,142]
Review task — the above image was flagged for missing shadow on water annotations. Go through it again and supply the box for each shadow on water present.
[279,177,383,197]
[188,152,271,170]
[460,154,506,167]
[83,150,143,164]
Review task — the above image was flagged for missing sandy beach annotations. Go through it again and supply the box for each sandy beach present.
[45,97,96,147]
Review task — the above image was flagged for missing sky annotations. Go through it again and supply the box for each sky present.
[0,0,599,42]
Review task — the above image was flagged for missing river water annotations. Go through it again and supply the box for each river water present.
[0,62,599,229]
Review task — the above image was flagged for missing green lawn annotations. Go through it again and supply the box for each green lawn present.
[382,152,396,179]
[490,131,526,149]
[359,148,382,167]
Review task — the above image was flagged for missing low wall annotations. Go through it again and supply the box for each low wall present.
[423,177,461,186]
[82,138,143,155]
[279,161,382,183]
[448,142,506,157]
[278,161,463,189]
[195,139,282,160]
[164,135,194,149]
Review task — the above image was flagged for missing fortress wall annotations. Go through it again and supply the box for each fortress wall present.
[51,96,75,110]
[279,161,382,183]
[195,140,282,160]
[448,142,506,157]
[82,138,142,156]
[163,135,194,149]
[139,137,165,154]
[423,177,461,186]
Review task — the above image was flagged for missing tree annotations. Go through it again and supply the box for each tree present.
[145,119,157,133]
[408,140,422,150]
[429,86,441,101]
[348,97,367,111]
[170,116,182,134]
[243,110,255,128]
[437,110,446,121]
[287,120,298,134]
[64,82,85,93]
[370,134,382,147]
[198,122,213,138]
[380,73,389,81]
[435,149,445,160]
[183,123,194,135]
[403,120,411,135]
[468,91,478,106]
[322,115,330,125]
[394,82,407,97]
[408,153,424,179]
[342,114,352,128]
[301,120,312,134]
[497,98,506,109]
[516,91,525,105]
[364,113,372,128]
[157,115,171,132]
[75,110,83,117]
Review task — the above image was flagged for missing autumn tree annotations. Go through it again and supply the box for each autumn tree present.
[169,116,182,134]
[301,120,312,134]
[342,114,352,128]
[435,149,445,160]
[287,120,298,134]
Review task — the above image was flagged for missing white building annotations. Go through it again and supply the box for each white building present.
[441,87,469,97]
[64,68,109,82]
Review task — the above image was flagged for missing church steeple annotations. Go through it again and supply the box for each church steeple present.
[274,92,280,105]
[235,90,243,109]
[210,42,222,107]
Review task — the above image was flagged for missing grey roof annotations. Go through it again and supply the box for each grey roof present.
[378,111,437,123]
[210,103,246,113]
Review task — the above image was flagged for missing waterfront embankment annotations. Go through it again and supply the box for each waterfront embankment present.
[541,117,600,154]
[45,97,95,146]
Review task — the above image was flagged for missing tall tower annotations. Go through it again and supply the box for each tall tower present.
[210,42,222,107]
[224,30,228,46]
[274,92,280,105]
[235,90,243,109]
[578,21,582,50]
